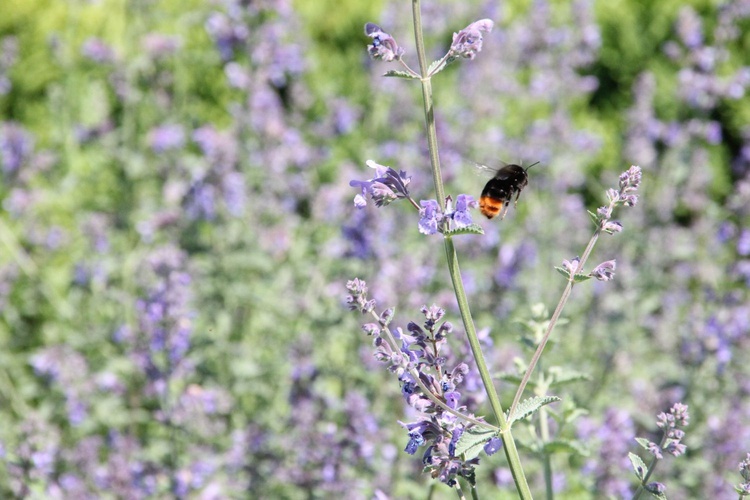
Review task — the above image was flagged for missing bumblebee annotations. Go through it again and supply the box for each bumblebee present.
[477,162,539,219]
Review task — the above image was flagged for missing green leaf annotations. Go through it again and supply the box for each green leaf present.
[572,273,592,283]
[542,438,588,457]
[444,224,484,236]
[382,69,419,79]
[495,372,534,388]
[635,437,651,450]
[427,58,449,77]
[628,452,647,480]
[560,407,589,425]
[454,427,498,461]
[587,210,600,226]
[555,266,571,279]
[508,396,561,423]
[547,366,591,387]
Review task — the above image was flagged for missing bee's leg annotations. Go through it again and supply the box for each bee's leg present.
[513,190,522,207]
[500,200,510,219]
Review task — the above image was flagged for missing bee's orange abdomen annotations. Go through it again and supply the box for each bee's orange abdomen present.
[479,196,502,219]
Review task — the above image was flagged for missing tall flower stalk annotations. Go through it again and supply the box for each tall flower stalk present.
[351,2,643,497]
[408,2,532,496]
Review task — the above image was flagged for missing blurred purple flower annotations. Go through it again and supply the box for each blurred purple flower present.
[0,121,34,175]
[184,180,216,221]
[590,260,616,281]
[147,124,185,153]
[134,246,194,389]
[0,36,18,95]
[677,7,703,48]
[205,12,248,60]
[224,62,251,89]
[737,229,750,256]
[646,482,666,495]
[30,346,92,426]
[141,33,182,58]
[364,23,404,62]
[450,19,494,60]
[739,453,750,484]
[577,408,634,497]
[81,37,115,63]
[561,257,581,275]
[345,278,376,314]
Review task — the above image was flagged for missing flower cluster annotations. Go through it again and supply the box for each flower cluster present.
[590,260,616,282]
[449,19,494,60]
[419,194,478,235]
[737,453,750,496]
[350,160,412,208]
[364,23,405,62]
[595,165,642,228]
[345,278,376,314]
[650,402,689,459]
[346,280,491,486]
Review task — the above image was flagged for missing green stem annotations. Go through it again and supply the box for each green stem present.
[509,228,602,419]
[455,480,467,500]
[632,431,667,499]
[539,404,554,500]
[410,1,531,498]
[411,0,445,208]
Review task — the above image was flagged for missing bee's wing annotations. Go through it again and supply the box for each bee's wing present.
[472,159,509,179]
[473,162,496,179]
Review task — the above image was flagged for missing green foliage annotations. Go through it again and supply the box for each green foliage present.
[454,426,498,460]
[1,0,749,497]
[508,395,561,424]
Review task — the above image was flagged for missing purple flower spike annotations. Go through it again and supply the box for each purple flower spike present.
[450,19,494,60]
[349,160,411,208]
[364,23,405,62]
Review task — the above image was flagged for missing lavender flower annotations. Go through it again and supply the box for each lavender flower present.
[345,278,376,314]
[141,33,183,59]
[0,121,34,176]
[590,260,616,281]
[561,257,581,275]
[347,291,487,486]
[81,37,115,64]
[147,124,185,153]
[738,454,750,496]
[449,19,494,60]
[132,246,195,395]
[349,160,412,208]
[645,482,666,495]
[654,403,689,457]
[447,194,478,228]
[419,199,442,235]
[593,166,642,236]
[30,346,93,426]
[364,23,405,62]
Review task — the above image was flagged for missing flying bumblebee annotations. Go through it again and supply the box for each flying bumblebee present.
[476,161,539,219]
